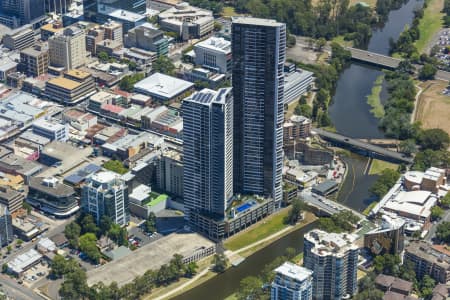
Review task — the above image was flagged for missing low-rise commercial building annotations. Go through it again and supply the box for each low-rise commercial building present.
[158,2,214,40]
[96,5,146,33]
[404,241,450,284]
[19,45,49,77]
[0,204,13,247]
[283,115,312,143]
[364,214,405,255]
[134,72,194,103]
[193,37,232,74]
[124,24,169,56]
[32,119,69,142]
[0,58,18,81]
[3,26,34,50]
[0,150,43,183]
[129,185,169,218]
[311,180,339,196]
[6,72,26,88]
[45,69,96,104]
[283,69,314,105]
[63,109,97,132]
[0,186,24,213]
[7,249,42,276]
[27,177,79,218]
[271,262,313,300]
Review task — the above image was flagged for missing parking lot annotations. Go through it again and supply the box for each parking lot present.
[23,261,49,288]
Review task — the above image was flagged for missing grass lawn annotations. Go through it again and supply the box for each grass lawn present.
[362,201,378,216]
[224,209,291,251]
[222,6,240,17]
[366,75,385,118]
[331,35,354,47]
[369,159,398,175]
[414,0,444,53]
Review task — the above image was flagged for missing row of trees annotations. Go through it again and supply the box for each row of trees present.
[369,169,400,199]
[64,214,128,263]
[119,73,145,92]
[236,248,298,299]
[317,210,360,233]
[294,43,351,127]
[55,253,198,300]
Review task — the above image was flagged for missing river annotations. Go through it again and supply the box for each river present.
[329,0,424,138]
[174,1,423,299]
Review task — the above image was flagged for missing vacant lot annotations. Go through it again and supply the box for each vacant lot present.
[415,81,450,136]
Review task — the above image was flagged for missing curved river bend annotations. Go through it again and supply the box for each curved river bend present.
[174,1,423,299]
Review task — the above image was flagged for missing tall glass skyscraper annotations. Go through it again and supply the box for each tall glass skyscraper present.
[183,88,234,238]
[231,17,286,207]
[83,0,146,21]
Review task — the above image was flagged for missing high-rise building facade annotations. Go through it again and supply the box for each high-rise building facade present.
[0,204,13,247]
[0,0,45,28]
[271,262,313,300]
[83,0,146,22]
[231,17,286,207]
[49,26,86,70]
[81,171,129,226]
[183,88,233,235]
[303,229,359,300]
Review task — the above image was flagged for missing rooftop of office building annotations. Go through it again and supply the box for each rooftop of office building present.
[305,229,359,257]
[231,16,284,27]
[134,73,194,99]
[90,171,121,185]
[195,37,231,53]
[28,177,75,197]
[274,262,313,281]
[184,88,231,105]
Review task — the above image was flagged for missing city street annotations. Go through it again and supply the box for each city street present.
[0,274,40,300]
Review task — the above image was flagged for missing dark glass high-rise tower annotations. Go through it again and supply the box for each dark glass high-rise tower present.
[231,17,286,207]
[83,0,146,21]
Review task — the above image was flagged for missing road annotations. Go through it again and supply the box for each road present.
[0,274,40,300]
[425,209,450,241]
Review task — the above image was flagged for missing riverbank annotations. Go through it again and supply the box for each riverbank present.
[224,209,317,253]
[366,75,385,118]
[414,0,444,53]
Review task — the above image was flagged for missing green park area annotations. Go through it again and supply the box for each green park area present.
[369,159,398,175]
[414,0,444,53]
[366,75,385,119]
[224,210,316,252]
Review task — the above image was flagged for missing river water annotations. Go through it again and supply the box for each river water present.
[329,0,424,138]
[174,1,423,299]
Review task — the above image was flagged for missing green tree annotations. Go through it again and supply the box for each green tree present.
[103,160,129,175]
[315,38,327,51]
[98,51,109,62]
[6,246,11,254]
[99,216,113,236]
[237,276,263,300]
[22,202,32,214]
[152,56,176,75]
[16,239,23,247]
[294,104,312,118]
[213,21,222,31]
[441,193,450,208]
[418,63,437,80]
[420,275,435,298]
[212,254,228,273]
[436,221,450,243]
[431,206,444,221]
[399,139,417,156]
[143,212,157,233]
[369,169,400,199]
[284,198,303,225]
[65,221,81,248]
[2,263,7,273]
[373,254,401,275]
[418,128,450,151]
[79,233,101,263]
[185,262,198,278]
[59,268,89,300]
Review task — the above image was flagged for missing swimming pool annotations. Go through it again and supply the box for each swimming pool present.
[236,202,254,213]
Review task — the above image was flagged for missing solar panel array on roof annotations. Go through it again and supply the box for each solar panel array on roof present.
[192,91,214,104]
[64,164,101,185]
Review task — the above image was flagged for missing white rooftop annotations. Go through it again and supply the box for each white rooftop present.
[231,16,284,27]
[383,190,437,219]
[91,171,119,184]
[404,171,424,185]
[195,37,231,54]
[134,73,194,100]
[8,249,42,274]
[305,229,359,257]
[274,262,313,282]
[32,118,66,131]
